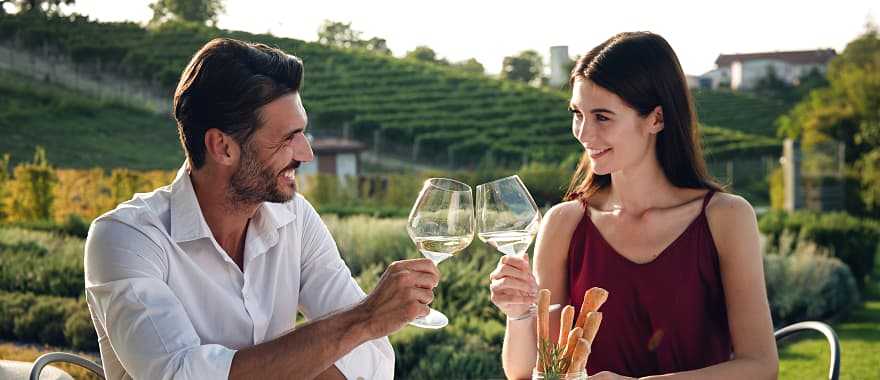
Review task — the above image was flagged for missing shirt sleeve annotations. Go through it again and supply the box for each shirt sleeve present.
[84,218,237,380]
[295,196,395,380]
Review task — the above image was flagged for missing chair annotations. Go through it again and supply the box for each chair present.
[774,321,840,380]
[28,352,104,380]
[25,321,841,380]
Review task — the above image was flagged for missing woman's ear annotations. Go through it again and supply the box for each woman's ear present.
[650,106,664,134]
[204,129,240,167]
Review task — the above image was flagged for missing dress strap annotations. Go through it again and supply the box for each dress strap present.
[701,189,716,211]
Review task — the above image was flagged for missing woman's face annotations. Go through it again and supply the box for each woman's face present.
[569,78,662,176]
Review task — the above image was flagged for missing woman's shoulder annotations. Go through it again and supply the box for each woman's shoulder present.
[544,200,586,231]
[706,192,755,223]
[705,192,759,251]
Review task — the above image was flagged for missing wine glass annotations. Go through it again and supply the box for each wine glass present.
[476,175,541,256]
[406,178,475,329]
[477,175,558,315]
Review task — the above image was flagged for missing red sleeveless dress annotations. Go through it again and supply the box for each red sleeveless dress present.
[567,190,732,377]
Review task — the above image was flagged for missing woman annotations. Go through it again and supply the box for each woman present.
[489,32,778,379]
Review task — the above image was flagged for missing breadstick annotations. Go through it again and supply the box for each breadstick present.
[575,287,608,329]
[557,305,575,347]
[560,326,583,370]
[583,311,603,344]
[536,289,551,371]
[566,338,591,374]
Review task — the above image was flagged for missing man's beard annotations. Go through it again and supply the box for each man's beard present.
[228,143,296,207]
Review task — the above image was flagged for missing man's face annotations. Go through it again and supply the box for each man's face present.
[228,92,314,205]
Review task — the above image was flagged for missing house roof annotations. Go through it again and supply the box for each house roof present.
[715,49,836,67]
[311,137,367,154]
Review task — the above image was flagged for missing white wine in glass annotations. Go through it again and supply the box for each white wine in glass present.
[406,178,475,329]
[477,175,559,315]
[476,175,541,257]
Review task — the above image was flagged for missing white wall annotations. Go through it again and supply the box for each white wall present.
[336,153,358,178]
[700,67,731,89]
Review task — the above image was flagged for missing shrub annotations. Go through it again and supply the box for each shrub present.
[0,291,36,338]
[764,252,860,327]
[4,147,57,223]
[65,300,99,351]
[760,210,880,288]
[0,227,85,297]
[0,291,96,349]
[324,215,410,276]
[13,296,75,346]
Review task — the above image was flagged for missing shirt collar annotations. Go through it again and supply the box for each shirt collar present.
[169,162,297,244]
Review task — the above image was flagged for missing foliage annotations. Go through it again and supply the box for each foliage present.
[405,46,448,65]
[148,0,225,27]
[0,291,96,350]
[316,20,391,54]
[453,58,485,74]
[764,252,860,327]
[760,210,880,289]
[3,146,57,222]
[775,24,880,213]
[5,0,73,15]
[0,13,788,170]
[501,49,544,85]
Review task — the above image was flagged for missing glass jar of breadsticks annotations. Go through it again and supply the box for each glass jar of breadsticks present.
[532,287,608,380]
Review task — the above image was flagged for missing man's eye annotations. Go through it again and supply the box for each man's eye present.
[596,114,609,122]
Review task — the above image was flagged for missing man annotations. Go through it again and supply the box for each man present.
[84,38,439,380]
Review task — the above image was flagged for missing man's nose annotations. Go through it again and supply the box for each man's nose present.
[295,133,314,162]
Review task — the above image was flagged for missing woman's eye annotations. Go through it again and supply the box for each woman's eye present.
[596,114,609,122]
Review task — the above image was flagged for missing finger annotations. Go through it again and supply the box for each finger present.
[394,258,440,278]
[489,263,535,284]
[490,277,537,295]
[500,255,530,271]
[409,272,440,289]
[410,287,434,304]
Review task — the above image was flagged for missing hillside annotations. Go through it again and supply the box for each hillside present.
[0,12,785,169]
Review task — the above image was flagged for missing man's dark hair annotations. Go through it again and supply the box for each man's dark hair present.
[173,38,304,168]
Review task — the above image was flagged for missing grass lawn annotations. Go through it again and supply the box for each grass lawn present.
[779,278,880,379]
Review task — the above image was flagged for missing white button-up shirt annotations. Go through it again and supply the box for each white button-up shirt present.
[84,164,394,380]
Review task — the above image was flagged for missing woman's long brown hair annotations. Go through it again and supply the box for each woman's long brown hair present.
[564,32,723,204]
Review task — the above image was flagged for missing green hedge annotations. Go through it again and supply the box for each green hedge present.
[0,227,85,297]
[760,211,880,288]
[0,291,97,351]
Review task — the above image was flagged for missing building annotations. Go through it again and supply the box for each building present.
[297,137,367,177]
[549,45,570,88]
[701,49,836,90]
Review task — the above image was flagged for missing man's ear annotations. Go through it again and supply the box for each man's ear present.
[204,129,240,167]
[650,106,664,134]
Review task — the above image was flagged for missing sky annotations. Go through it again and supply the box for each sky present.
[62,0,876,76]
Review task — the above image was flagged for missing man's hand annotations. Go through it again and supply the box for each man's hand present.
[356,258,440,339]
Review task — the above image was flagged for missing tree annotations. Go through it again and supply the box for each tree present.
[363,37,391,55]
[149,0,225,27]
[777,22,880,212]
[9,0,73,14]
[317,20,361,48]
[405,46,447,64]
[501,50,544,85]
[453,58,485,74]
[317,20,392,54]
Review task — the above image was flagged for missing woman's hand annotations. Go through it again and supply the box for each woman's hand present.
[590,371,637,380]
[489,255,538,318]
